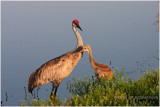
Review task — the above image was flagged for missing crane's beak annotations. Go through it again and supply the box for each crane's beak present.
[77,24,82,31]
[80,48,84,52]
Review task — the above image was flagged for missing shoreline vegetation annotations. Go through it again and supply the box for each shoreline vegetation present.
[20,68,159,106]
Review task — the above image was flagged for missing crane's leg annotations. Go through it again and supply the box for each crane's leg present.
[50,82,60,100]
[50,86,59,101]
[50,87,55,96]
[54,86,59,96]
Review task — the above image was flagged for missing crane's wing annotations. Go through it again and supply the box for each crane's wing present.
[32,51,82,83]
[28,55,63,93]
[94,61,111,71]
[35,54,68,80]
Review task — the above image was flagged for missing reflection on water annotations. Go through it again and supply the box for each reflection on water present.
[5,92,8,102]
[37,88,40,100]
[153,56,159,60]
[24,87,27,100]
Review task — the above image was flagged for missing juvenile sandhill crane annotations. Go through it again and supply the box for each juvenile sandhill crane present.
[28,20,83,96]
[80,45,114,80]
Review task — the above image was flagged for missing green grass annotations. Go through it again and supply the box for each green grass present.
[20,68,159,106]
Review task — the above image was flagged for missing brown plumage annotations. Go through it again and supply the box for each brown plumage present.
[28,20,83,96]
[80,44,114,80]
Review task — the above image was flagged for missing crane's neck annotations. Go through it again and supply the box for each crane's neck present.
[87,47,97,69]
[72,26,83,48]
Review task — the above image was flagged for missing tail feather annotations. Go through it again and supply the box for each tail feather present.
[28,70,37,93]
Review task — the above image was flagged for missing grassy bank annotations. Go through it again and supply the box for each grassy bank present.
[20,68,159,106]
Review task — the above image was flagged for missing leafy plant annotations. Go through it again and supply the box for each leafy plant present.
[20,68,159,106]
[66,68,159,106]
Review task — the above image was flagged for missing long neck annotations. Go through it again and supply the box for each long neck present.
[72,26,83,48]
[87,47,96,69]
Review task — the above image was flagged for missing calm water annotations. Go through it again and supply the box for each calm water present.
[1,1,159,106]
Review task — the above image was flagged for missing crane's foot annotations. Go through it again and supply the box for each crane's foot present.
[50,91,56,100]
[50,94,58,102]
[50,95,55,100]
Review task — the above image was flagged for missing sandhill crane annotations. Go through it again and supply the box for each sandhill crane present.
[28,20,83,96]
[80,44,114,80]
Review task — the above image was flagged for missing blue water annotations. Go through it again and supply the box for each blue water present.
[1,1,159,106]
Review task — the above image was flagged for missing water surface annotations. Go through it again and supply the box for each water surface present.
[1,1,159,106]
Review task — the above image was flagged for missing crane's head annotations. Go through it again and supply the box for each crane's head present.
[72,20,82,31]
[80,44,90,52]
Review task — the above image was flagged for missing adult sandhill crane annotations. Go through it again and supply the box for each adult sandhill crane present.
[28,20,83,96]
[80,44,114,80]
